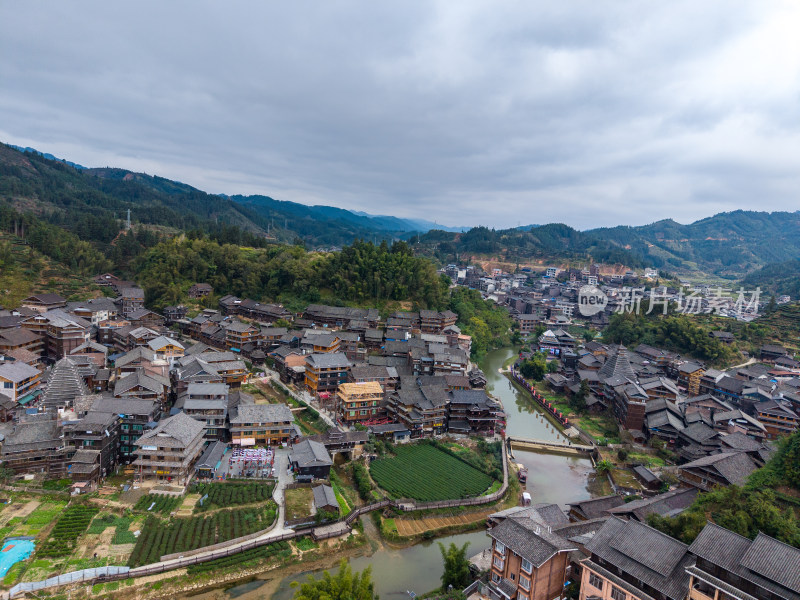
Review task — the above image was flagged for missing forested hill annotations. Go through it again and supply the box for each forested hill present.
[0,144,432,249]
[740,259,800,298]
[417,224,649,269]
[419,210,800,278]
[586,210,800,277]
[0,143,276,245]
[136,238,450,311]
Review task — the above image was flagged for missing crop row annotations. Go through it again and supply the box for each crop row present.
[370,444,494,502]
[127,503,277,567]
[37,505,99,557]
[133,494,182,515]
[191,481,275,511]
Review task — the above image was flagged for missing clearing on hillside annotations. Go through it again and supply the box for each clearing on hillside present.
[370,444,495,501]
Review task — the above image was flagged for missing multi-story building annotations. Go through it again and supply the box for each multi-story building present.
[0,328,44,358]
[686,523,800,600]
[386,377,449,437]
[90,397,160,465]
[228,403,295,446]
[133,412,206,485]
[120,287,145,317]
[419,310,458,334]
[42,311,91,360]
[225,321,260,352]
[336,381,384,424]
[20,293,66,313]
[147,335,185,361]
[0,412,67,475]
[305,353,351,399]
[447,389,505,436]
[580,517,693,600]
[677,362,705,396]
[487,509,576,600]
[0,360,42,404]
[349,365,399,396]
[755,399,799,439]
[63,411,121,477]
[304,304,379,329]
[177,382,229,440]
[678,451,757,491]
[113,369,168,409]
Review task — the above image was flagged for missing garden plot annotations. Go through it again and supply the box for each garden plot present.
[370,444,495,501]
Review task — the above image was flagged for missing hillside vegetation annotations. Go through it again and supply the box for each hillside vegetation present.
[648,430,800,548]
[0,232,102,308]
[740,259,800,298]
[137,238,450,312]
[602,308,739,364]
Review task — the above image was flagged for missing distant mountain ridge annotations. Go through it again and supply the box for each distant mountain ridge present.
[417,211,800,277]
[3,142,800,277]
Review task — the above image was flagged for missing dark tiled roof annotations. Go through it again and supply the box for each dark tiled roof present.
[680,451,757,486]
[740,533,800,593]
[488,517,576,568]
[586,517,692,600]
[607,487,698,522]
[305,353,351,369]
[313,484,338,510]
[136,412,204,447]
[690,523,800,596]
[290,439,332,468]
[230,403,293,424]
[568,494,624,518]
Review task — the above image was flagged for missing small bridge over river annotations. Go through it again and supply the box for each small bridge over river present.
[506,436,596,458]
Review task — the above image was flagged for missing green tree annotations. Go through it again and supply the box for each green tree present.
[292,559,376,600]
[519,353,547,381]
[438,542,472,591]
[595,460,612,474]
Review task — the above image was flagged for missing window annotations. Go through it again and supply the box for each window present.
[491,572,500,583]
[519,575,530,591]
[495,542,505,555]
[611,586,626,600]
[521,558,532,573]
[493,556,504,569]
[588,573,604,590]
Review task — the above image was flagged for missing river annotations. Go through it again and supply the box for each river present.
[220,347,595,600]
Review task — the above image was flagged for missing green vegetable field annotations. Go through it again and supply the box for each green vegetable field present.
[369,444,495,501]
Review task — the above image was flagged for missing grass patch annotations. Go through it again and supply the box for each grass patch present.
[284,487,314,522]
[295,537,317,552]
[330,481,350,514]
[2,561,26,585]
[41,479,72,491]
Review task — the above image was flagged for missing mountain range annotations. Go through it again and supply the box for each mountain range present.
[2,142,800,280]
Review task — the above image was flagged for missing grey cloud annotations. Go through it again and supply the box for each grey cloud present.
[1,1,799,230]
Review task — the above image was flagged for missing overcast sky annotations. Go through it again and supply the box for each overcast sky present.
[2,2,799,230]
